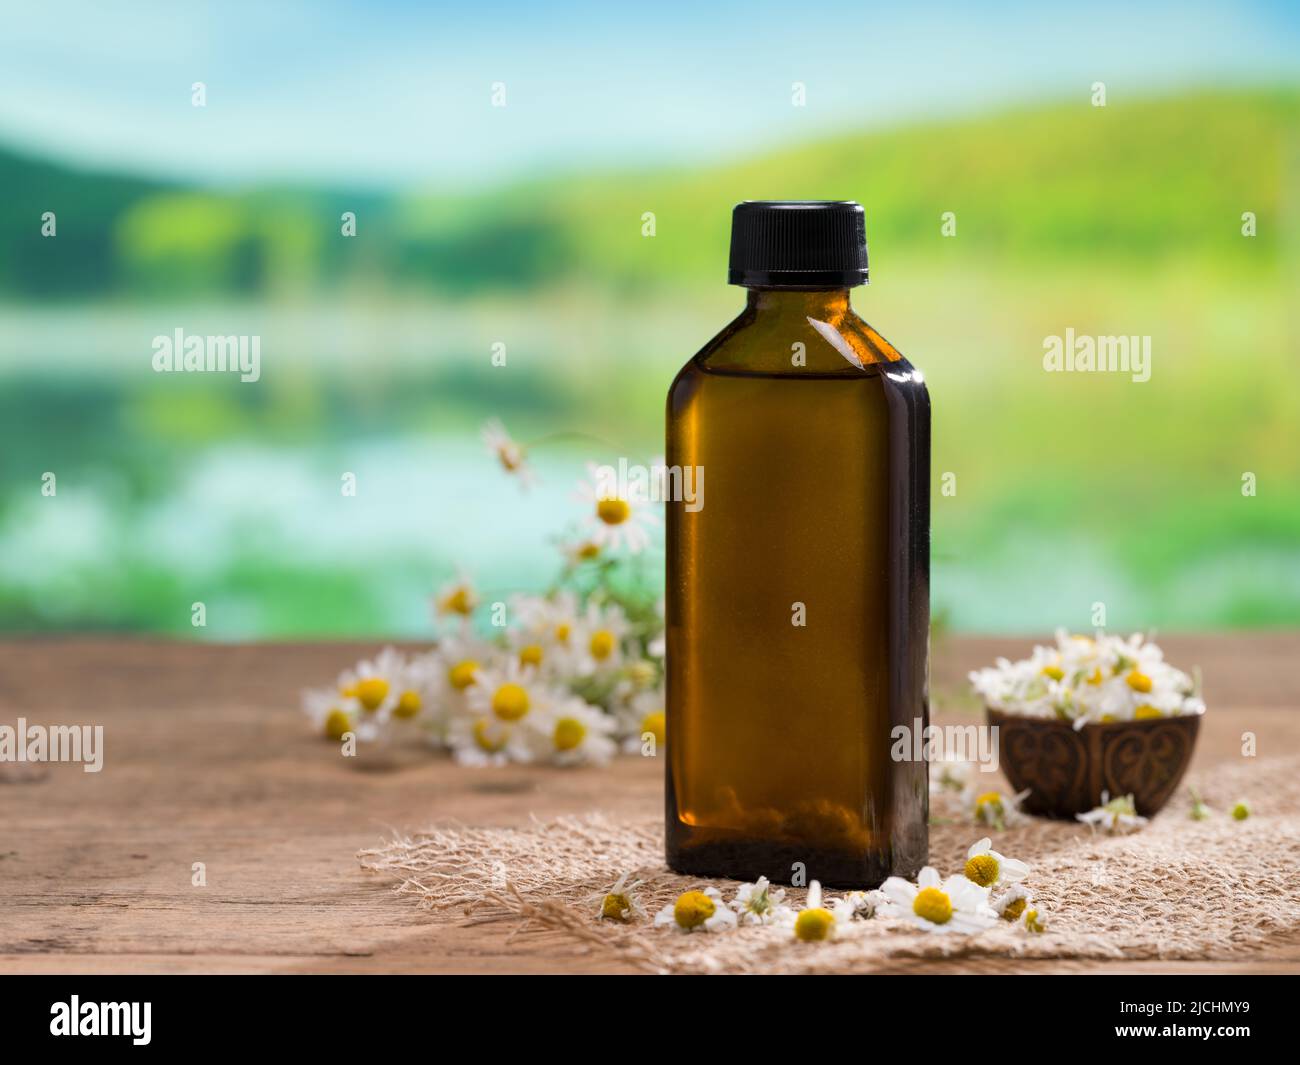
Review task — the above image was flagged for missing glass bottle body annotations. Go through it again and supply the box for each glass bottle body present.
[665,288,929,888]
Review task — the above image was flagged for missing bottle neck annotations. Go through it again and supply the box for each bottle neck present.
[745,287,851,323]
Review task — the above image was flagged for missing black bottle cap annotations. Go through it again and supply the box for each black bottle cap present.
[728,200,869,289]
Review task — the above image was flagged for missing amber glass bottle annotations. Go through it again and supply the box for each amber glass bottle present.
[665,201,929,888]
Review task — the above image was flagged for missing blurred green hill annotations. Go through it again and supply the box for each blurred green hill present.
[528,88,1299,284]
[3,88,1295,300]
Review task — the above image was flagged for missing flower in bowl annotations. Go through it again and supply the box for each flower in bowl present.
[970,631,1204,819]
[970,629,1204,729]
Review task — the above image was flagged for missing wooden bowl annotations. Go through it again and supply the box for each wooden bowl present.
[986,708,1201,819]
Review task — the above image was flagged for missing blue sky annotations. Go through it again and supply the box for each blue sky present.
[1,0,1297,188]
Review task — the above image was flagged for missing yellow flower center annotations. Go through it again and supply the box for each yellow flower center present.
[1087,667,1103,685]
[1100,713,1117,723]
[596,498,630,525]
[448,659,479,691]
[640,711,666,746]
[577,542,601,559]
[518,644,544,668]
[491,682,530,721]
[1126,669,1153,693]
[1002,897,1027,922]
[626,660,657,688]
[440,586,474,616]
[553,717,587,751]
[975,791,1003,814]
[324,709,351,741]
[1041,664,1064,681]
[1024,908,1045,933]
[601,892,632,921]
[353,677,389,712]
[913,887,953,925]
[554,622,571,645]
[589,630,616,661]
[393,689,421,718]
[794,907,835,942]
[1134,704,1162,719]
[1231,802,1249,821]
[472,717,507,753]
[673,890,715,929]
[964,854,1000,887]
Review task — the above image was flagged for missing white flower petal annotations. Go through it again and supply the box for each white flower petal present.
[999,858,1031,881]
[880,877,917,907]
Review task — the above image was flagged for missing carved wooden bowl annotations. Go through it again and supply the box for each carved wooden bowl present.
[986,708,1201,819]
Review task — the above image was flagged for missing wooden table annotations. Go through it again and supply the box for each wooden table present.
[3,634,1299,974]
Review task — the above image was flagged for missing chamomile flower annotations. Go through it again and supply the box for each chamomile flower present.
[618,658,660,694]
[793,881,837,941]
[301,685,357,742]
[560,538,603,566]
[336,646,404,713]
[930,759,975,794]
[729,877,792,926]
[991,883,1032,923]
[390,652,446,738]
[571,601,631,677]
[1231,799,1250,821]
[433,572,479,622]
[408,638,488,744]
[465,659,546,729]
[536,695,617,767]
[575,463,659,554]
[1076,791,1148,834]
[597,873,645,923]
[444,677,542,766]
[512,590,582,657]
[455,660,551,763]
[1022,906,1047,933]
[334,647,425,738]
[507,591,581,677]
[830,889,889,922]
[966,786,1030,831]
[879,866,998,934]
[481,418,534,488]
[423,633,493,706]
[618,690,666,754]
[445,712,525,767]
[654,887,737,933]
[506,639,551,677]
[964,837,1030,888]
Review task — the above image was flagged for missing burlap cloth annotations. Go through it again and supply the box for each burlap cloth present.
[358,756,1300,973]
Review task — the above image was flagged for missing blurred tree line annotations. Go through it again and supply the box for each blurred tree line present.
[2,89,1293,302]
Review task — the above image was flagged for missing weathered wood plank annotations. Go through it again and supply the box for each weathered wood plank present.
[2,634,1297,974]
